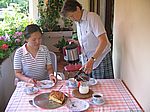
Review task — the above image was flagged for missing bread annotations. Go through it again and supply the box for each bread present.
[49,90,65,104]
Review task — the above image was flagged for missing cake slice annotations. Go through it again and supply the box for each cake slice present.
[49,90,65,104]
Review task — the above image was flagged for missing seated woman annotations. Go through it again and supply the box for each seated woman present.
[14,24,57,85]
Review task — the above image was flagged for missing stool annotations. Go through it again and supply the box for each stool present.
[63,63,82,79]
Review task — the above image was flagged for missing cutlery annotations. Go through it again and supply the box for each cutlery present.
[29,100,35,107]
[58,85,63,91]
[33,79,38,87]
[41,82,46,85]
[68,99,76,107]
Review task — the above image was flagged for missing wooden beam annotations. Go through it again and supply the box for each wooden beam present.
[90,0,94,12]
[97,0,100,15]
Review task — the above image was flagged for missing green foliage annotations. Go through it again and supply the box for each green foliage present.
[53,36,69,52]
[37,0,73,32]
[63,17,73,31]
[0,32,24,60]
[0,3,30,36]
[72,32,78,40]
[0,3,30,61]
[0,0,11,8]
[0,0,29,14]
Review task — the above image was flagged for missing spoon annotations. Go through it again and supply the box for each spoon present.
[29,100,35,107]
[68,99,76,107]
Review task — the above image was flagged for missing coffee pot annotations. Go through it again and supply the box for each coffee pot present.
[74,69,90,82]
[63,42,81,63]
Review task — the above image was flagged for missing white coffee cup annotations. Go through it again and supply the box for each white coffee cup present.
[92,93,104,104]
[67,78,77,87]
[25,83,34,94]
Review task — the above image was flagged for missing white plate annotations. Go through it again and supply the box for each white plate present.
[24,87,39,95]
[88,78,97,86]
[39,80,55,89]
[67,98,89,111]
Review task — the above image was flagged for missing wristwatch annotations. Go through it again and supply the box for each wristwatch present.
[91,57,96,62]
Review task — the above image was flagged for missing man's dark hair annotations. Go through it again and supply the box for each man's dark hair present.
[24,24,42,39]
[61,0,82,17]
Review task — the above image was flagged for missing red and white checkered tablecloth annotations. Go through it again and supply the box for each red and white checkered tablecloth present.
[5,79,143,112]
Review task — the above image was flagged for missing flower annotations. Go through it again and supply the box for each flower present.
[0,31,24,61]
[1,44,9,50]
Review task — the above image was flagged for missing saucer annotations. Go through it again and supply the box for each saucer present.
[24,87,39,95]
[88,78,97,86]
[89,98,105,106]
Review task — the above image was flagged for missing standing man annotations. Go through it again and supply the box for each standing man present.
[61,0,114,79]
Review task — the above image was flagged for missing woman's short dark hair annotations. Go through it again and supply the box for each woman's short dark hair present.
[61,0,82,17]
[24,24,42,39]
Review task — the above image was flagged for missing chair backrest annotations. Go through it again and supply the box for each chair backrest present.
[49,51,65,80]
[49,51,57,75]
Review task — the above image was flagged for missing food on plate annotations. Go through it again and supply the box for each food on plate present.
[49,90,65,104]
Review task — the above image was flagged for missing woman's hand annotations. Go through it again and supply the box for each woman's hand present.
[49,74,57,83]
[27,78,41,86]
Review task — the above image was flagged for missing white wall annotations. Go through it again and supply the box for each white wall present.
[78,0,89,11]
[113,0,150,111]
[29,0,39,20]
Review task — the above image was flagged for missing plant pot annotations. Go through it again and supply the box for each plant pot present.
[42,31,72,52]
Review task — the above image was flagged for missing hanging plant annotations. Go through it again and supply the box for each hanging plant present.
[37,0,73,32]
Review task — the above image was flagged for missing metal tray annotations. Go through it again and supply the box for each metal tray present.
[33,92,67,109]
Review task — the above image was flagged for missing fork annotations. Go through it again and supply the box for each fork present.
[68,99,76,107]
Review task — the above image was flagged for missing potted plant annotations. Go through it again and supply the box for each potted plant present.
[53,36,69,53]
[53,36,69,62]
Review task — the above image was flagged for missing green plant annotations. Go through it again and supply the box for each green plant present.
[53,36,69,53]
[0,32,24,62]
[0,3,30,63]
[63,17,73,31]
[71,31,78,40]
[0,3,30,36]
[37,0,73,32]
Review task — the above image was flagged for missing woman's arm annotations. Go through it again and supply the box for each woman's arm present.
[47,64,57,83]
[15,69,33,83]
[83,33,108,74]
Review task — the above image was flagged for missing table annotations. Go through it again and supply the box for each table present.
[5,79,143,112]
